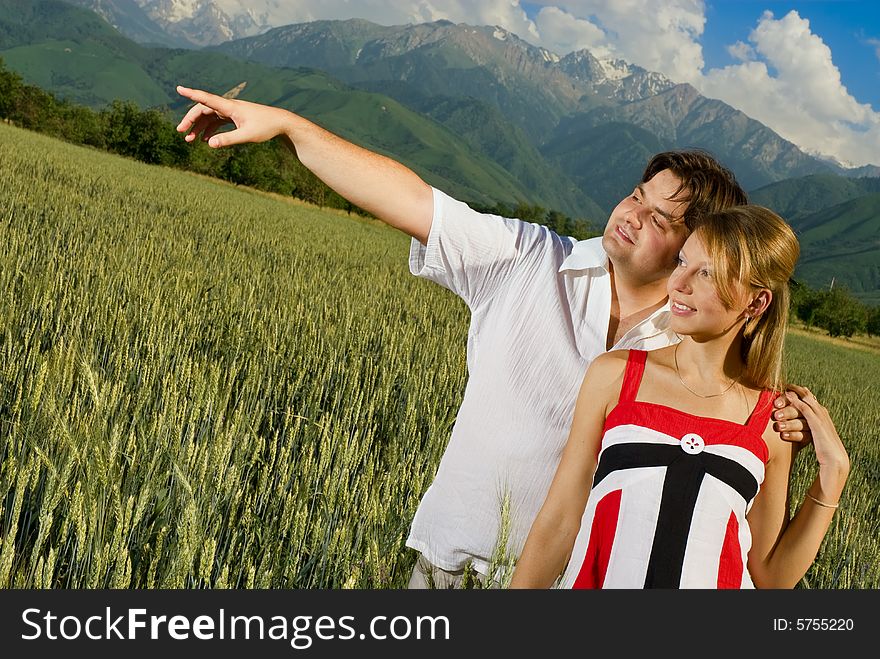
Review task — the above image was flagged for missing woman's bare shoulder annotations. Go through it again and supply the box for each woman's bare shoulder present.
[582,350,631,399]
[588,349,630,376]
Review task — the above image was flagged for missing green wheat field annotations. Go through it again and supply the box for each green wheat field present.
[0,122,877,589]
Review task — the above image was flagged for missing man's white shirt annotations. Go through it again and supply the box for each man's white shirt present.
[407,187,679,575]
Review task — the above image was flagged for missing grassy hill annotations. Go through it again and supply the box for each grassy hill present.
[0,0,168,107]
[4,1,877,301]
[0,38,170,108]
[790,194,880,304]
[541,120,669,213]
[0,0,143,55]
[748,175,880,303]
[750,174,880,222]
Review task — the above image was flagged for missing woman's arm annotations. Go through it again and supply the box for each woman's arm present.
[747,389,850,588]
[510,352,627,588]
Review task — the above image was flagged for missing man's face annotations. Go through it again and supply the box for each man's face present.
[602,169,690,285]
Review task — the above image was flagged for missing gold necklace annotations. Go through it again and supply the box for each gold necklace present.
[673,342,741,399]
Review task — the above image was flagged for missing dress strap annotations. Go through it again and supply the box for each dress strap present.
[618,350,648,404]
[745,389,776,432]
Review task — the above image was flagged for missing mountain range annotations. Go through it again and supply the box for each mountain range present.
[2,0,878,301]
[210,19,861,192]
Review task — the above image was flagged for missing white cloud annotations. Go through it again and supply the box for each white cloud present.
[213,0,538,38]
[526,1,706,83]
[698,10,880,167]
[533,6,609,57]
[868,37,880,62]
[727,40,754,63]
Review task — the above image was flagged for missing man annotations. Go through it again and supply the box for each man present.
[175,86,813,588]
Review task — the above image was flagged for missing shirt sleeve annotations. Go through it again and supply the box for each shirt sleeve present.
[409,187,557,312]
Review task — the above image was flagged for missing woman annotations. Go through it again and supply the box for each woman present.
[510,206,849,589]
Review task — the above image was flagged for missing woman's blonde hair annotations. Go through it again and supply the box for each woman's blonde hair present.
[691,206,800,391]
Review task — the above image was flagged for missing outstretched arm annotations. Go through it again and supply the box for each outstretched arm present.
[510,352,626,588]
[747,389,850,588]
[176,86,434,243]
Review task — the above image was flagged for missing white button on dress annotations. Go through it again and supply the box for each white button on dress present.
[680,433,706,454]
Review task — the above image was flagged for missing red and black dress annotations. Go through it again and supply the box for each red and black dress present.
[559,349,774,589]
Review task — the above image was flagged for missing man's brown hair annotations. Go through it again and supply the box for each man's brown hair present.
[642,150,747,230]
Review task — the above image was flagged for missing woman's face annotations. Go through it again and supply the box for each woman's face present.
[667,232,751,339]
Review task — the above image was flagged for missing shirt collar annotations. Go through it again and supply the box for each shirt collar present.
[558,236,608,273]
[612,300,677,348]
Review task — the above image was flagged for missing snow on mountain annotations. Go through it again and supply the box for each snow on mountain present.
[596,57,632,81]
[133,0,299,40]
[560,49,675,102]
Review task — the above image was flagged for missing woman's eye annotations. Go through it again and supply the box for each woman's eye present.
[676,257,685,266]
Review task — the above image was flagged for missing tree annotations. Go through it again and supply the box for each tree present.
[793,285,824,327]
[512,201,547,224]
[58,100,106,149]
[0,57,23,119]
[813,287,868,338]
[98,102,189,166]
[867,306,880,338]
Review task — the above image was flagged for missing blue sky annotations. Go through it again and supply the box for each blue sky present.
[699,1,880,110]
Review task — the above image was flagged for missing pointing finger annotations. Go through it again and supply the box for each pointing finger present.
[177,86,233,112]
[176,86,235,120]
